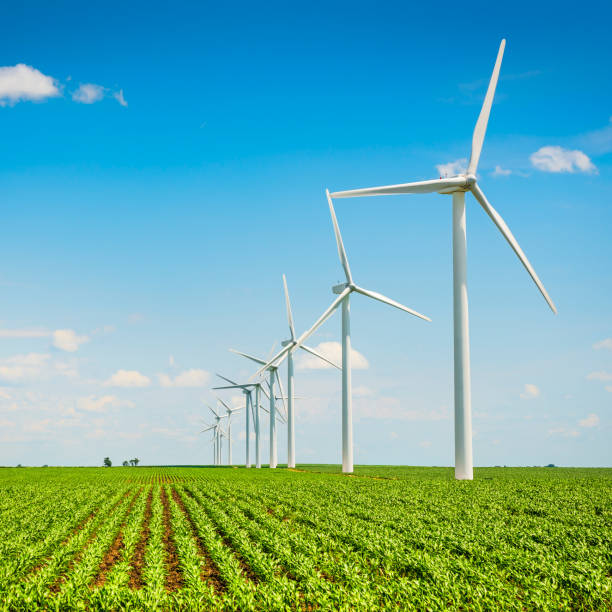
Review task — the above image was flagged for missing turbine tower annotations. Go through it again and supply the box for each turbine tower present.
[330,39,556,480]
[258,195,429,473]
[216,396,243,466]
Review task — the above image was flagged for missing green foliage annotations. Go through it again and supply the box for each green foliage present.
[103,457,112,468]
[0,466,609,610]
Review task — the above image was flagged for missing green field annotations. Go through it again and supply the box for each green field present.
[0,466,610,610]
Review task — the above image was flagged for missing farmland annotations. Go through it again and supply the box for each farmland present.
[0,466,610,610]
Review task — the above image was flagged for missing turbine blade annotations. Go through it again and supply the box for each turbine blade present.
[467,39,506,175]
[300,343,341,370]
[352,285,431,321]
[229,348,267,366]
[212,384,246,390]
[216,396,232,412]
[251,345,291,379]
[258,383,270,400]
[326,189,352,284]
[283,274,296,341]
[470,184,557,313]
[331,177,466,199]
[208,405,220,418]
[216,373,239,386]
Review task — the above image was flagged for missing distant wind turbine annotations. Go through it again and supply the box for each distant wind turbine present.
[229,348,287,468]
[329,39,556,480]
[216,396,243,466]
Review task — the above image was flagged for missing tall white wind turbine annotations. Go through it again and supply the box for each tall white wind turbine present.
[257,194,430,474]
[229,349,287,468]
[330,39,557,480]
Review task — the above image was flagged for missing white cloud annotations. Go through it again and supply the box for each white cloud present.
[72,83,105,104]
[520,383,540,399]
[389,431,399,439]
[113,89,127,107]
[0,353,51,381]
[492,165,512,176]
[419,440,432,448]
[530,146,597,174]
[548,426,579,438]
[353,385,373,398]
[593,338,612,350]
[55,361,78,378]
[52,329,89,352]
[587,371,612,381]
[0,64,60,105]
[606,386,612,393]
[0,328,49,338]
[158,369,210,388]
[579,413,599,428]
[77,395,134,413]
[436,158,467,177]
[104,369,150,387]
[296,342,368,370]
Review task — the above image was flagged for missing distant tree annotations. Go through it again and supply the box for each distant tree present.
[133,458,140,466]
[122,460,129,467]
[16,464,22,468]
[103,457,112,467]
[545,463,556,468]
[42,465,48,468]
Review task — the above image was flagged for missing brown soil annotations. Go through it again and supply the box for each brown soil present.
[128,488,153,589]
[171,487,225,594]
[91,488,142,588]
[160,487,184,592]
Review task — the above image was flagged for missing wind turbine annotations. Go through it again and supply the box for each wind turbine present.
[201,405,227,465]
[229,349,286,468]
[329,39,557,480]
[214,374,273,469]
[257,194,430,474]
[216,396,243,466]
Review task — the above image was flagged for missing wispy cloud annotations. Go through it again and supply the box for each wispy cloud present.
[492,165,512,177]
[104,369,150,387]
[593,338,612,350]
[520,383,540,399]
[0,353,51,382]
[52,329,89,352]
[530,146,597,174]
[0,328,49,338]
[579,413,599,428]
[72,83,105,104]
[436,158,467,177]
[0,64,60,106]
[158,369,210,388]
[77,395,134,413]
[586,371,612,381]
[113,89,127,107]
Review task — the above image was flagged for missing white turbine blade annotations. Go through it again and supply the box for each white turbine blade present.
[467,39,506,175]
[470,183,557,313]
[229,348,267,366]
[216,373,239,386]
[300,343,341,370]
[352,285,431,321]
[326,189,352,284]
[212,384,245,390]
[216,396,232,412]
[283,274,296,341]
[201,425,215,433]
[331,176,466,199]
[208,405,220,418]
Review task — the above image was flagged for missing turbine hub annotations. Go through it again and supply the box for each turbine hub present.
[465,174,477,186]
[332,282,348,294]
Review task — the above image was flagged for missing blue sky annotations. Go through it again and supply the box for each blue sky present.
[0,0,610,467]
